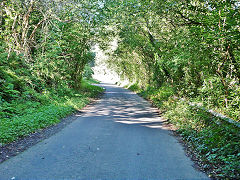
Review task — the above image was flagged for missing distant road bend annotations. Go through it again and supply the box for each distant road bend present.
[0,83,209,179]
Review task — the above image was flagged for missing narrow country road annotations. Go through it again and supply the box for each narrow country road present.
[0,83,209,179]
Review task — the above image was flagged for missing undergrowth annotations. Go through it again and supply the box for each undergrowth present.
[0,79,104,145]
[130,84,240,179]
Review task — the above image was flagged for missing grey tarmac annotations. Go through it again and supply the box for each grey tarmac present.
[0,83,209,180]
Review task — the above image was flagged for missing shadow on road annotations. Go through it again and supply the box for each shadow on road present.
[80,83,171,131]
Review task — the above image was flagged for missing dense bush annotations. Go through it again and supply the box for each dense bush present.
[0,0,99,117]
[163,99,240,179]
[0,79,104,144]
[83,64,94,80]
[0,0,103,144]
[131,84,240,179]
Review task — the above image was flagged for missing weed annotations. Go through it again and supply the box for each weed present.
[128,83,240,179]
[0,79,104,144]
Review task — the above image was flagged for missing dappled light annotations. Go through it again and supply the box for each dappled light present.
[1,0,239,179]
[0,83,209,179]
[81,83,169,131]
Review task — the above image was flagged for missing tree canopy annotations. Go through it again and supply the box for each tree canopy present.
[1,0,239,117]
[101,0,240,120]
[0,0,240,178]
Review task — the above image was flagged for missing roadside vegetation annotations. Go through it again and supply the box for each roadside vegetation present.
[0,1,104,145]
[1,0,239,178]
[101,0,240,179]
[128,84,239,179]
[0,79,103,145]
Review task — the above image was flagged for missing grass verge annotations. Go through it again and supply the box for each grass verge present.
[0,79,104,145]
[128,84,240,179]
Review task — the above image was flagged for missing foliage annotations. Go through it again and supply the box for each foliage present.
[102,0,240,122]
[107,1,240,177]
[163,99,240,179]
[0,105,73,144]
[128,83,141,92]
[0,0,239,178]
[0,0,100,118]
[83,64,94,80]
[129,83,240,179]
[0,0,104,144]
[0,79,104,144]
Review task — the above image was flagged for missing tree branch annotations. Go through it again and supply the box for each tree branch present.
[177,10,204,26]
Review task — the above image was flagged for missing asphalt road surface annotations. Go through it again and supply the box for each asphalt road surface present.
[0,83,209,179]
